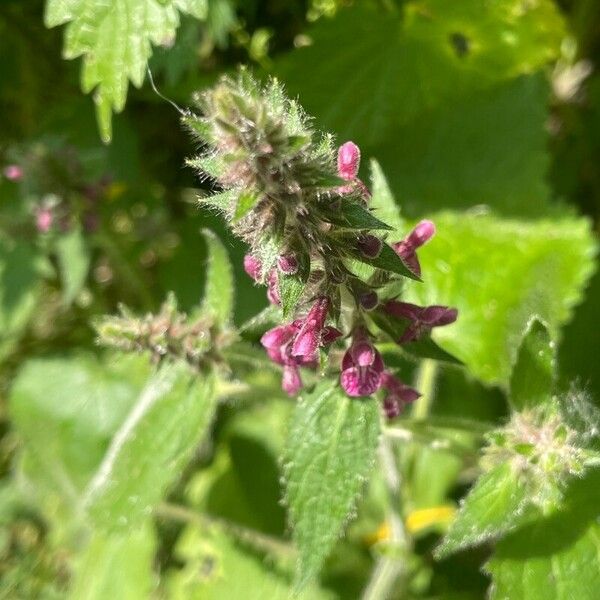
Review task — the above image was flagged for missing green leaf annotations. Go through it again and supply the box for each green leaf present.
[486,469,600,600]
[275,4,564,216]
[283,382,380,587]
[404,212,597,386]
[10,354,151,511]
[324,201,393,231]
[435,463,532,559]
[278,272,305,320]
[83,362,216,531]
[167,524,332,600]
[234,189,261,222]
[369,159,404,232]
[201,229,234,326]
[509,318,556,411]
[69,524,156,600]
[55,225,91,306]
[353,242,421,281]
[45,0,207,142]
[0,238,42,360]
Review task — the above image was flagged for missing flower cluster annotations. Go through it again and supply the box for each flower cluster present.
[186,71,457,418]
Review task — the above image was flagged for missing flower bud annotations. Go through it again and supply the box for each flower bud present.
[35,207,53,233]
[358,290,378,311]
[277,254,299,275]
[357,234,382,258]
[337,141,361,181]
[243,254,262,282]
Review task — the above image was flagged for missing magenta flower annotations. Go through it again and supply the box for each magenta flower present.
[380,371,420,419]
[336,141,371,199]
[384,301,458,343]
[266,270,281,306]
[338,142,361,181]
[392,220,435,277]
[3,165,23,181]
[243,254,262,281]
[277,254,299,275]
[340,333,384,397]
[291,297,330,358]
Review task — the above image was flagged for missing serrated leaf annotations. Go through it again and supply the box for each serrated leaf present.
[45,0,206,142]
[200,229,234,326]
[83,362,216,531]
[55,225,91,306]
[509,318,556,411]
[353,242,421,281]
[435,463,532,559]
[284,382,380,587]
[324,201,393,231]
[278,272,305,320]
[369,310,462,365]
[369,159,404,232]
[404,212,597,385]
[486,468,600,600]
[69,523,156,600]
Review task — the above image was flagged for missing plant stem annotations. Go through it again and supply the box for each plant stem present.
[412,359,438,420]
[361,437,411,600]
[155,502,295,560]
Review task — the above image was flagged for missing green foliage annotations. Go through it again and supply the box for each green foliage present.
[435,463,531,559]
[275,2,565,215]
[84,362,216,531]
[69,525,156,600]
[509,318,556,411]
[201,228,234,326]
[45,0,208,142]
[283,382,381,587]
[486,469,600,600]
[55,225,91,306]
[405,211,596,385]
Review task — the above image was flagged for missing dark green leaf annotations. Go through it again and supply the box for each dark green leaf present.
[352,242,421,281]
[324,201,393,231]
[278,272,306,320]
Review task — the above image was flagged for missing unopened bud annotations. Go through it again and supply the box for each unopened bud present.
[337,142,361,181]
[3,165,23,181]
[277,254,299,275]
[357,234,382,258]
[359,290,378,311]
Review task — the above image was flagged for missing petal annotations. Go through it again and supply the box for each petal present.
[341,366,381,397]
[384,300,423,321]
[260,325,294,350]
[243,254,262,281]
[421,306,458,327]
[407,220,435,248]
[321,326,343,345]
[282,365,302,396]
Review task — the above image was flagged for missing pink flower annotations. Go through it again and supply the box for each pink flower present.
[291,297,330,358]
[3,165,23,181]
[266,270,281,306]
[379,371,420,419]
[35,207,53,233]
[338,142,361,181]
[392,220,435,277]
[282,365,302,396]
[340,333,384,397]
[243,254,262,281]
[384,301,458,343]
[277,254,299,275]
[336,141,371,199]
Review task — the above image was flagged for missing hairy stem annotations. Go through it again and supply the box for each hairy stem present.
[361,437,411,600]
[412,358,438,420]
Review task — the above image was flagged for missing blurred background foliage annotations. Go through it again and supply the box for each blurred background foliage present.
[0,0,599,597]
